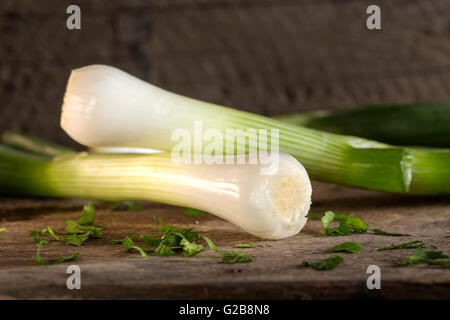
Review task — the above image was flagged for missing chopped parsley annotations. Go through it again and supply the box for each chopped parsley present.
[374,240,428,252]
[183,208,206,216]
[371,229,410,237]
[321,211,368,236]
[29,203,103,264]
[112,233,149,257]
[0,227,8,233]
[328,241,363,253]
[203,236,252,264]
[109,201,141,212]
[235,243,256,248]
[35,241,79,265]
[302,256,343,271]
[112,218,204,257]
[47,226,59,240]
[307,212,321,220]
[397,248,449,268]
[62,202,102,246]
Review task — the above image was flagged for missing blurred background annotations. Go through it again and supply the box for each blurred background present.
[0,0,449,148]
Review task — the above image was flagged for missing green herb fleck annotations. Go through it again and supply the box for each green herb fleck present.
[177,234,204,257]
[79,202,96,225]
[203,236,221,253]
[203,236,252,264]
[397,248,449,267]
[371,229,410,237]
[47,226,59,240]
[235,243,256,248]
[328,241,363,253]
[35,242,79,265]
[29,229,47,237]
[374,240,427,252]
[308,212,321,220]
[29,229,51,245]
[183,208,206,216]
[62,203,102,246]
[222,252,253,263]
[140,235,161,246]
[302,256,344,271]
[321,211,368,236]
[113,233,148,257]
[110,201,141,212]
[0,227,7,233]
[114,218,204,258]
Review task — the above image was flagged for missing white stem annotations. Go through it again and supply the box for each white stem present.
[46,153,311,240]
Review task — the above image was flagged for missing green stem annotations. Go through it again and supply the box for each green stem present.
[275,102,450,147]
[2,131,75,157]
[217,108,411,193]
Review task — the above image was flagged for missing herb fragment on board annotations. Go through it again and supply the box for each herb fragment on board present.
[109,201,141,212]
[302,256,344,271]
[203,236,253,264]
[63,202,102,246]
[328,241,363,253]
[113,218,204,257]
[35,242,79,265]
[47,226,59,240]
[321,211,368,236]
[371,229,410,237]
[0,227,7,233]
[307,212,321,220]
[396,248,449,268]
[374,240,428,252]
[183,208,206,216]
[111,233,148,257]
[235,243,256,248]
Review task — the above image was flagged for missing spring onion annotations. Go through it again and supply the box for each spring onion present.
[61,65,414,193]
[276,103,450,147]
[0,145,311,240]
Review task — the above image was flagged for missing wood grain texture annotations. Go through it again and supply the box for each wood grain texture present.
[1,182,449,299]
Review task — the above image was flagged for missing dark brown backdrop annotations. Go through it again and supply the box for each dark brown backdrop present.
[1,0,449,148]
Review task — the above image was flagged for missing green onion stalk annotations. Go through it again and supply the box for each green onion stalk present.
[61,65,413,193]
[0,142,312,239]
[275,102,450,148]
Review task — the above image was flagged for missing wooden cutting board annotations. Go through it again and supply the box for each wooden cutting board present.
[1,182,449,299]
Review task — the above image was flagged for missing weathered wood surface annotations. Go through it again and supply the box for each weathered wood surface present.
[1,182,449,299]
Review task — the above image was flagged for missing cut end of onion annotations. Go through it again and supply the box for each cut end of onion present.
[244,153,311,239]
